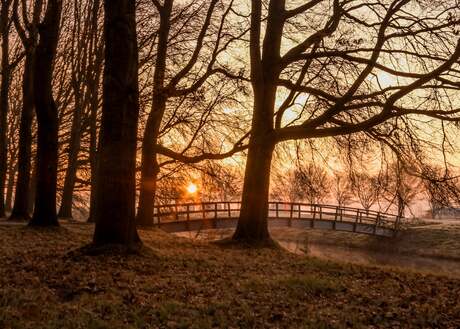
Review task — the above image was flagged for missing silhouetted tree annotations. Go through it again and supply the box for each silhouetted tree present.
[92,0,141,248]
[58,0,102,219]
[332,172,353,207]
[136,0,241,226]
[233,0,460,243]
[0,0,13,217]
[9,0,41,221]
[29,0,62,227]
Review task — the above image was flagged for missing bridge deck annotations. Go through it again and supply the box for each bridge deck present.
[152,202,402,238]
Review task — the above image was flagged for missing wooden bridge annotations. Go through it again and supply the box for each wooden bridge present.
[152,201,402,237]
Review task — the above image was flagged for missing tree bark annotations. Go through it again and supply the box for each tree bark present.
[0,0,12,217]
[92,0,141,247]
[232,128,275,242]
[232,0,284,243]
[5,152,17,212]
[10,53,35,220]
[57,102,82,219]
[136,0,171,227]
[85,0,102,223]
[136,126,161,226]
[29,0,62,227]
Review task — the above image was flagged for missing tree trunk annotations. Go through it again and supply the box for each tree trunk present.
[233,94,277,243]
[136,100,165,226]
[232,0,283,243]
[29,0,62,227]
[58,103,82,219]
[136,130,160,226]
[233,133,275,242]
[27,164,37,214]
[5,154,17,212]
[0,1,11,217]
[136,1,171,227]
[10,54,35,221]
[92,0,140,247]
[87,117,98,223]
[86,0,102,223]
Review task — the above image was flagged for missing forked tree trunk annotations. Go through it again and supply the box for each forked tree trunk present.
[29,0,62,227]
[9,53,34,221]
[92,0,141,247]
[232,0,283,243]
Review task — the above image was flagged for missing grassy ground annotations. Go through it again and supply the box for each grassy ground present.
[1,223,459,328]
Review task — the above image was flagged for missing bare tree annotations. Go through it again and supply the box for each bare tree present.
[421,165,460,218]
[350,172,380,211]
[58,0,102,219]
[233,0,460,242]
[332,172,353,207]
[29,0,62,226]
[136,0,243,226]
[9,0,42,221]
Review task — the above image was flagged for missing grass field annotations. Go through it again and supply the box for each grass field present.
[1,223,459,328]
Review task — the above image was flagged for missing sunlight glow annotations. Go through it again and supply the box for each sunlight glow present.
[186,182,198,194]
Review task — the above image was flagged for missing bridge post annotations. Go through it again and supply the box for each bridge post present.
[354,210,359,232]
[373,212,381,235]
[227,202,231,218]
[289,203,293,227]
[213,203,218,229]
[186,204,190,231]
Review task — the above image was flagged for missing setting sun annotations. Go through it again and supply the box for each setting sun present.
[186,182,198,194]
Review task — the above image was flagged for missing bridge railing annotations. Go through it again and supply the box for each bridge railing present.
[153,201,402,231]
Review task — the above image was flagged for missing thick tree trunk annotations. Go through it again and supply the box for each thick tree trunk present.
[136,102,164,226]
[58,104,82,219]
[136,130,160,226]
[233,95,277,243]
[232,0,283,243]
[10,54,35,221]
[233,133,275,242]
[29,0,62,227]
[0,2,11,217]
[92,0,141,247]
[136,1,171,227]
